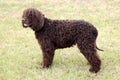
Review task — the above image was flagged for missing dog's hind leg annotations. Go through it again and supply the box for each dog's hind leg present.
[77,39,101,73]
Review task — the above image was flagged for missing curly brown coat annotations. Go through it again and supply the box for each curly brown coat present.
[22,8,102,73]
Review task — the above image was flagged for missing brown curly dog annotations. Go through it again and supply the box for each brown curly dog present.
[22,8,103,73]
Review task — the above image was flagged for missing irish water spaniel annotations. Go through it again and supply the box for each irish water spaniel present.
[22,8,102,73]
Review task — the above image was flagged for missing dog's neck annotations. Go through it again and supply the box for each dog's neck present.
[35,17,52,32]
[44,17,53,26]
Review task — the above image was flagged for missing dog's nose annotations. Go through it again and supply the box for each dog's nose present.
[22,18,25,21]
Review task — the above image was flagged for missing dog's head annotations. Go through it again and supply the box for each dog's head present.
[22,8,44,31]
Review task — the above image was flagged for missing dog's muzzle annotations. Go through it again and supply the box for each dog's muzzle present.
[22,18,29,27]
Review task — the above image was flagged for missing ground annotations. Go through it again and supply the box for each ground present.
[0,0,120,80]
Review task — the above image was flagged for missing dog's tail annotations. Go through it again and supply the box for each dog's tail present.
[96,46,104,51]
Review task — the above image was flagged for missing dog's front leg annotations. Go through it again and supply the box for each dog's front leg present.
[40,42,55,68]
[41,50,55,68]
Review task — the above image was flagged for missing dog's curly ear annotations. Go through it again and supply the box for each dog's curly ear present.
[38,12,44,29]
[32,10,44,31]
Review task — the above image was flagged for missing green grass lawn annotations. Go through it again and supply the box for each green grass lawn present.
[0,0,120,80]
